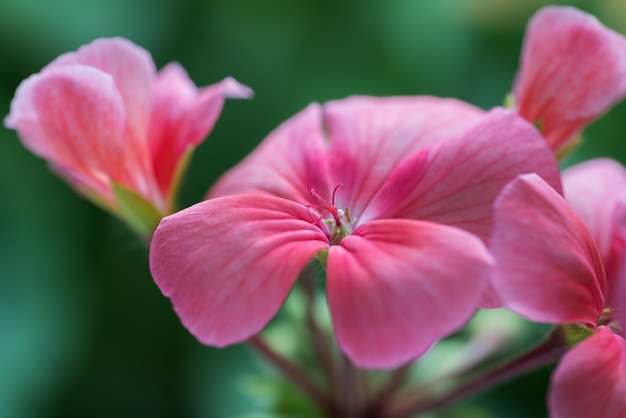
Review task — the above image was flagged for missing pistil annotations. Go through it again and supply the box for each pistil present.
[308,184,354,245]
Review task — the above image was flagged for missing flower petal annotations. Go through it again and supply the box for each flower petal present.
[45,37,156,143]
[489,174,605,325]
[362,108,561,241]
[32,38,163,204]
[177,76,253,150]
[549,327,626,418]
[563,158,626,265]
[563,159,626,320]
[5,65,127,199]
[514,6,626,152]
[149,63,253,196]
[49,162,114,209]
[326,219,492,369]
[149,195,329,347]
[208,103,332,206]
[324,96,484,215]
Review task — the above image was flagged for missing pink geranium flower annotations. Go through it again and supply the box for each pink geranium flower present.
[4,38,252,235]
[489,172,626,418]
[150,96,561,369]
[513,6,626,155]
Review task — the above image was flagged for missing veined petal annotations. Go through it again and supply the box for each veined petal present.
[549,327,626,418]
[324,96,483,215]
[563,160,626,320]
[149,195,329,347]
[326,219,492,369]
[563,159,626,265]
[208,103,332,206]
[149,63,253,197]
[41,37,161,204]
[489,174,605,325]
[50,162,115,209]
[45,37,156,143]
[5,65,127,192]
[514,6,626,152]
[363,108,561,241]
[177,76,253,150]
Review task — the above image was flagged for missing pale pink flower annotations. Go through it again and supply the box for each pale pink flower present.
[150,96,561,369]
[488,173,626,418]
[513,6,626,154]
[5,38,252,234]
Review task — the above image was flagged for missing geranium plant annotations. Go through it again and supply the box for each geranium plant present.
[5,5,626,418]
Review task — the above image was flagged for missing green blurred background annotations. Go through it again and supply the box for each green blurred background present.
[1,0,626,417]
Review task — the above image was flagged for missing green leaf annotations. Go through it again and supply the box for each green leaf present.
[503,92,515,109]
[112,182,164,239]
[76,186,118,216]
[560,323,595,348]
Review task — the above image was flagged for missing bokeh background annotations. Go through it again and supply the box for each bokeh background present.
[1,0,626,417]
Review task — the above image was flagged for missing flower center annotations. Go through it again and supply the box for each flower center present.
[309,184,355,245]
[598,307,622,332]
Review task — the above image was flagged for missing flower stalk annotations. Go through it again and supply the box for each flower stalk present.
[384,327,567,418]
[247,334,335,415]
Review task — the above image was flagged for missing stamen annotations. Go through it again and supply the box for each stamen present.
[344,207,352,223]
[330,183,343,207]
[309,185,343,226]
[598,307,615,327]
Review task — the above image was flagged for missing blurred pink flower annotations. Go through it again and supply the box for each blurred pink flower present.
[150,96,561,369]
[5,37,252,234]
[489,172,626,418]
[513,6,626,155]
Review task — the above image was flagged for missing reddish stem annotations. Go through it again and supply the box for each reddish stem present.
[248,335,336,415]
[383,329,566,418]
[301,267,335,393]
[366,364,412,416]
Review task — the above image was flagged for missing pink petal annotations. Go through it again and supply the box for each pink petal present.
[149,195,329,347]
[177,76,253,149]
[514,6,626,152]
[49,162,114,207]
[563,159,626,321]
[362,108,561,241]
[489,174,606,325]
[40,38,162,203]
[326,219,493,369]
[324,96,484,216]
[563,159,626,266]
[549,327,626,418]
[5,65,127,200]
[45,37,156,143]
[149,63,252,196]
[208,103,332,206]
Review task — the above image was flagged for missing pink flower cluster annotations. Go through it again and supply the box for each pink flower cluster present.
[5,5,626,418]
